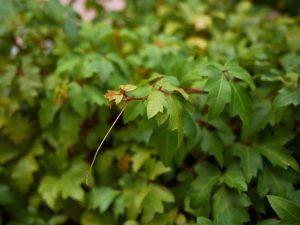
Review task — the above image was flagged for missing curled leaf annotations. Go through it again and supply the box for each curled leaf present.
[104,90,123,104]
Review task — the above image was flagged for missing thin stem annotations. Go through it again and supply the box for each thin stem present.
[158,86,171,95]
[184,88,208,94]
[158,86,208,96]
[125,96,146,102]
[150,76,163,86]
[85,103,128,185]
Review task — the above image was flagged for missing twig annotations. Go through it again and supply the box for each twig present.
[158,86,171,95]
[184,88,208,94]
[85,103,128,185]
[125,96,146,102]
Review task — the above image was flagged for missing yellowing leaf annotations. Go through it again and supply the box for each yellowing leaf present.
[186,37,208,50]
[193,14,212,30]
[119,84,137,92]
[104,90,123,104]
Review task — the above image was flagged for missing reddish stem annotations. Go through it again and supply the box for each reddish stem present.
[184,88,208,94]
[150,76,163,86]
[125,96,146,102]
[158,86,171,95]
[118,86,207,104]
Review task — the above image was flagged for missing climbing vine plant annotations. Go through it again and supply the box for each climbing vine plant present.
[1,0,300,225]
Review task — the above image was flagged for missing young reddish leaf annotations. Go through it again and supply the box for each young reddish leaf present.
[104,90,123,104]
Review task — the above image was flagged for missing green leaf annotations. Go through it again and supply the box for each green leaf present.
[79,55,102,79]
[213,187,250,225]
[257,219,280,225]
[257,165,295,197]
[98,57,114,81]
[0,65,16,89]
[287,190,300,207]
[205,68,231,119]
[147,90,167,118]
[132,150,152,172]
[59,107,81,149]
[106,53,129,76]
[81,211,117,225]
[79,55,114,81]
[231,144,263,182]
[241,100,272,138]
[174,87,189,99]
[280,53,300,73]
[197,217,215,225]
[56,56,80,75]
[257,144,299,171]
[11,153,39,192]
[2,115,32,144]
[151,125,177,165]
[141,185,174,223]
[273,88,300,107]
[18,64,42,103]
[148,215,169,225]
[60,161,88,202]
[201,128,224,166]
[181,59,210,82]
[113,195,125,218]
[0,184,17,205]
[83,85,106,106]
[152,184,174,203]
[142,192,164,223]
[224,60,255,90]
[38,161,88,209]
[145,160,171,180]
[229,83,252,124]
[166,95,184,145]
[223,163,248,193]
[39,94,60,128]
[88,187,120,213]
[190,162,220,208]
[267,195,300,225]
[68,82,87,117]
[124,221,139,225]
[38,176,60,209]
[183,111,198,138]
[286,27,300,52]
[124,101,145,123]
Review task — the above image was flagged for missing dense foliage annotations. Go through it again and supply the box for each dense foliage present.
[1,0,300,224]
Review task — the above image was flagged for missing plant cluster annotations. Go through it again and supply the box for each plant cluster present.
[0,1,300,225]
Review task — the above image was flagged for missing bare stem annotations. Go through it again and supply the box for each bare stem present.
[184,88,208,94]
[85,103,128,185]
[158,86,171,95]
[125,96,146,102]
